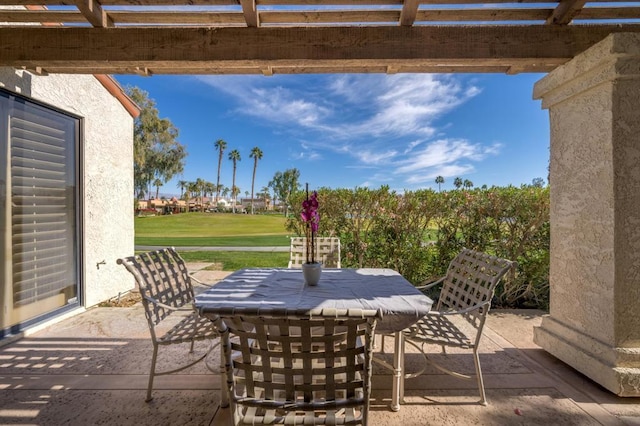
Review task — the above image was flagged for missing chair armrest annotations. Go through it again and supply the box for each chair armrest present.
[416,276,445,292]
[430,300,491,316]
[142,295,195,312]
[189,274,214,288]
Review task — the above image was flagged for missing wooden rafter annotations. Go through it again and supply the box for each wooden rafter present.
[400,0,420,26]
[2,25,639,75]
[75,0,113,27]
[240,0,259,27]
[546,0,588,25]
[2,0,640,75]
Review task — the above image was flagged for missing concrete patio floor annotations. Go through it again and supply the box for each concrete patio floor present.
[1,265,639,425]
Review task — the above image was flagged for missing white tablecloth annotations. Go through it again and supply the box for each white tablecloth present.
[195,268,432,333]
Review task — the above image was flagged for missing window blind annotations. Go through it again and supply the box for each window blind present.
[10,108,77,307]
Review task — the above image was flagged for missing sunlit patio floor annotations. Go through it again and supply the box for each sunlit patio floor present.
[1,266,639,425]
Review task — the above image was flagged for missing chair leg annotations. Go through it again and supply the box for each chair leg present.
[219,343,229,408]
[472,348,488,406]
[146,344,159,402]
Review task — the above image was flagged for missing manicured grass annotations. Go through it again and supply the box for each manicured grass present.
[135,212,289,246]
[136,235,291,247]
[179,251,290,270]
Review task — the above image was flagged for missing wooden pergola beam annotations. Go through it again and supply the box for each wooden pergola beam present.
[240,0,259,27]
[399,0,420,26]
[75,0,113,27]
[1,25,639,75]
[546,0,588,25]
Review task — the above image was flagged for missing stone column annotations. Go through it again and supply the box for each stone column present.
[533,33,640,396]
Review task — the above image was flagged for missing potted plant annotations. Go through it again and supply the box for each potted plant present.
[301,186,321,285]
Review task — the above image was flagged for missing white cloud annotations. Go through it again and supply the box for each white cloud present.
[195,74,496,188]
[391,139,502,185]
[197,74,479,142]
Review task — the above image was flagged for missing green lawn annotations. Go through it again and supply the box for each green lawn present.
[179,251,290,270]
[135,212,290,246]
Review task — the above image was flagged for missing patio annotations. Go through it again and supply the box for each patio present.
[1,265,638,426]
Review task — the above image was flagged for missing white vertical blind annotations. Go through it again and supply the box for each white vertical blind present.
[10,106,77,307]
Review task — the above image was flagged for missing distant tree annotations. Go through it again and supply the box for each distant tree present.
[204,181,215,206]
[270,168,300,216]
[177,180,188,199]
[231,185,241,208]
[195,178,206,212]
[186,181,198,211]
[249,146,264,214]
[435,175,444,192]
[228,149,241,212]
[260,185,271,209]
[214,139,227,203]
[463,179,474,189]
[532,177,545,188]
[153,178,163,200]
[453,177,463,189]
[126,86,186,199]
[222,186,230,199]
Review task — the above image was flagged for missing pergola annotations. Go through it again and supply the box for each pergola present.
[1,1,640,75]
[2,0,640,398]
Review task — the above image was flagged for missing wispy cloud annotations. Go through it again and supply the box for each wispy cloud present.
[196,74,498,188]
[197,74,476,141]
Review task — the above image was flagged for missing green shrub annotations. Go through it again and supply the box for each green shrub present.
[287,185,550,309]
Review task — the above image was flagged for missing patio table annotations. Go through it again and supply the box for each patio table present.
[195,267,433,411]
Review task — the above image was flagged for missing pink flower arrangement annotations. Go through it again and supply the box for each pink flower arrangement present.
[301,188,320,264]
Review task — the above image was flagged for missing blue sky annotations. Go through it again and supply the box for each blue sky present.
[114,73,550,198]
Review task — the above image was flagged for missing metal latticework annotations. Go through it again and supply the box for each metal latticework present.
[218,314,377,425]
[403,248,515,405]
[288,237,341,269]
[117,247,219,402]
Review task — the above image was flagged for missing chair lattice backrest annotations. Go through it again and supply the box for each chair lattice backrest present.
[438,248,515,329]
[288,236,341,268]
[118,247,194,326]
[218,315,377,425]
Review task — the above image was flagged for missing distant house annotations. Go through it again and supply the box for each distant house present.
[240,197,267,210]
[0,68,139,340]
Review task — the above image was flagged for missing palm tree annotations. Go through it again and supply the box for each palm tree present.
[222,186,230,199]
[453,177,463,189]
[231,185,241,210]
[260,185,271,210]
[204,181,215,208]
[463,179,474,189]
[228,149,241,213]
[214,139,227,203]
[249,146,263,214]
[435,175,444,192]
[186,181,198,211]
[152,178,163,200]
[195,178,206,212]
[177,180,188,199]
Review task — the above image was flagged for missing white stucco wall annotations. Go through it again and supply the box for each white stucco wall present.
[0,68,135,307]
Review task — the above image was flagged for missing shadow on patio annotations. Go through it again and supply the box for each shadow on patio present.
[1,300,639,425]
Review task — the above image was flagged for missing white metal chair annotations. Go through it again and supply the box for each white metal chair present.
[117,247,220,402]
[216,314,378,425]
[288,236,341,268]
[403,248,516,405]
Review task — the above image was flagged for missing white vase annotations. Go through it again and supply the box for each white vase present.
[302,262,322,286]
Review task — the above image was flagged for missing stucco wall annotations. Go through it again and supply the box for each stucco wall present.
[533,33,640,396]
[0,68,135,307]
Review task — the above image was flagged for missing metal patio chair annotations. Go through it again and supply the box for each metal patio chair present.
[216,313,378,425]
[117,247,220,402]
[288,236,341,268]
[403,248,516,405]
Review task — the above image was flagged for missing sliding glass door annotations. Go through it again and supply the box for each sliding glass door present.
[1,89,80,337]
